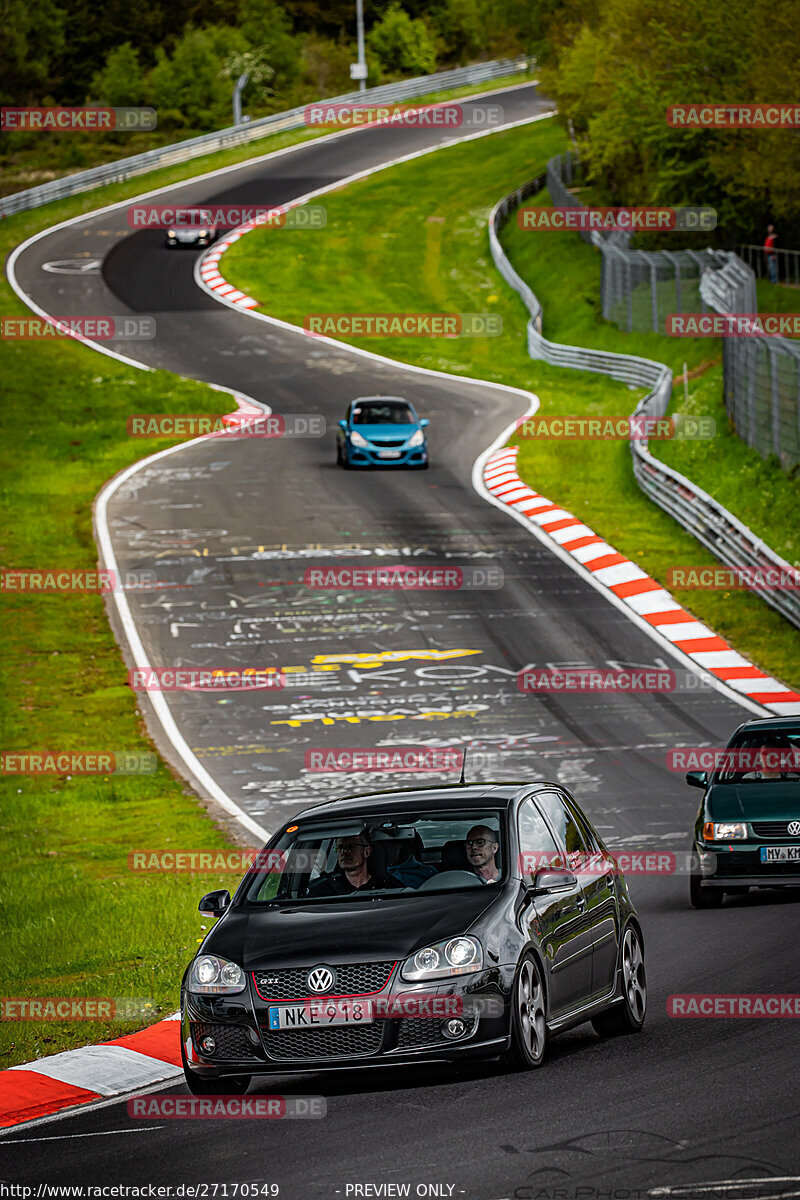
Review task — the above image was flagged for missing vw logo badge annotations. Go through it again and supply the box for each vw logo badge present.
[787,821,800,836]
[307,966,336,993]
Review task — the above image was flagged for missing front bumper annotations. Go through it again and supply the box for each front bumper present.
[182,964,511,1078]
[695,841,800,887]
[345,441,427,467]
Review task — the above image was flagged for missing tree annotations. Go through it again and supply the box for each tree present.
[431,0,482,62]
[0,0,66,103]
[367,3,436,77]
[148,25,249,128]
[90,42,148,106]
[238,0,301,87]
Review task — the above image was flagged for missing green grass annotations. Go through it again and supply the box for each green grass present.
[222,118,799,688]
[0,74,534,1070]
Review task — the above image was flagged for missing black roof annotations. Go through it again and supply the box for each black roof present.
[733,716,800,734]
[292,781,559,823]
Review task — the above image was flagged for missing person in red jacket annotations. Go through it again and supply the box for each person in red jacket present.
[765,225,778,283]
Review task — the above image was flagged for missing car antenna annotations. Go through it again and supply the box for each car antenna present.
[459,748,467,786]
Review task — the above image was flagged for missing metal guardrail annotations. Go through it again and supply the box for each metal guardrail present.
[489,168,800,631]
[0,57,530,219]
[738,243,800,287]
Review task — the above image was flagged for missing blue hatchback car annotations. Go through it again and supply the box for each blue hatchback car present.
[336,396,429,469]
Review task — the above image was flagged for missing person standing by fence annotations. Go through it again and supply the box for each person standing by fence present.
[765,224,778,283]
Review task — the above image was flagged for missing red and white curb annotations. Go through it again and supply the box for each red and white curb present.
[483,447,800,715]
[199,231,259,308]
[0,1015,182,1130]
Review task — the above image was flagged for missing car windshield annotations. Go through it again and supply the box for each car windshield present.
[352,401,415,425]
[715,729,800,783]
[241,810,504,903]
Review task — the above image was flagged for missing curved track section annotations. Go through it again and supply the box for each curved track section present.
[5,82,800,1193]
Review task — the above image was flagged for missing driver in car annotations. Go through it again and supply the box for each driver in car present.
[465,825,501,884]
[306,834,403,897]
[740,741,800,781]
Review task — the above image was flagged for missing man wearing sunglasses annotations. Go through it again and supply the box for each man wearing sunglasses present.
[307,834,403,897]
[465,825,501,884]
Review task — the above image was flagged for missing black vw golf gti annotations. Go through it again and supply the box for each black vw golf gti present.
[181,783,646,1093]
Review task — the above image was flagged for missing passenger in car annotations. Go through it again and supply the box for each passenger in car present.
[305,834,403,896]
[465,825,501,883]
[385,832,438,888]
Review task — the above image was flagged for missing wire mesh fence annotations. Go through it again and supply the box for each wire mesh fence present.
[547,151,800,470]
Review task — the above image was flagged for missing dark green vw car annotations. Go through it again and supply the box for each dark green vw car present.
[687,717,800,907]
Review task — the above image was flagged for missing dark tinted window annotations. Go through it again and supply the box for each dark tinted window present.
[536,791,587,872]
[517,797,561,883]
[352,401,415,425]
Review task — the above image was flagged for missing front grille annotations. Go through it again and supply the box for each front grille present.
[752,821,799,839]
[261,1023,384,1061]
[396,1018,447,1050]
[369,439,406,448]
[192,1022,256,1059]
[253,961,396,1001]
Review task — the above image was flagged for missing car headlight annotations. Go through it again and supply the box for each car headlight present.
[702,822,748,841]
[189,955,246,994]
[349,430,369,448]
[407,429,425,447]
[167,229,177,237]
[401,936,482,981]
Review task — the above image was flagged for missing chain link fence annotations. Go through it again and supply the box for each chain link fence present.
[547,151,800,471]
[490,168,800,631]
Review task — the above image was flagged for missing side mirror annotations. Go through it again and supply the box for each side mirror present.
[532,868,577,894]
[199,889,230,918]
[419,418,429,428]
[338,419,347,430]
[685,771,708,788]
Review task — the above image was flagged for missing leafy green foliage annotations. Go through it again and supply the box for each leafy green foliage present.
[367,3,437,77]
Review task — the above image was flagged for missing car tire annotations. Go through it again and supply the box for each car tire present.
[690,871,724,908]
[181,1044,251,1096]
[336,441,343,466]
[591,924,647,1037]
[502,953,548,1070]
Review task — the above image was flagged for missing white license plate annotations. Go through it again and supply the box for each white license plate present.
[377,450,401,459]
[760,845,800,863]
[268,1000,374,1029]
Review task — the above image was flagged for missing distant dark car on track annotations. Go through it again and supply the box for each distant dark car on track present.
[336,396,429,468]
[165,211,217,248]
[687,716,800,907]
[180,782,646,1095]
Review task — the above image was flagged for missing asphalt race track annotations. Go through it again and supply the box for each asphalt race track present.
[5,83,800,1196]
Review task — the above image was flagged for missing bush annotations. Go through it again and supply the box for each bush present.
[90,43,148,107]
[148,25,249,129]
[366,3,436,77]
